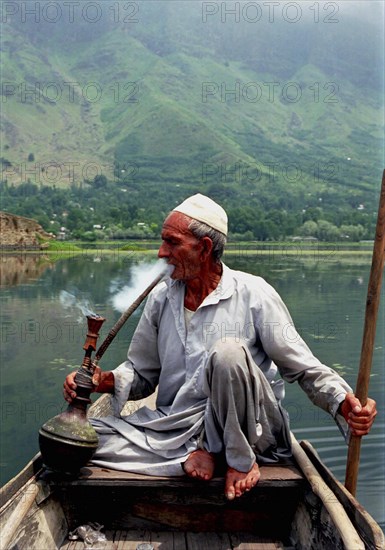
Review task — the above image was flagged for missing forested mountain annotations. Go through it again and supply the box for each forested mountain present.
[1,1,384,240]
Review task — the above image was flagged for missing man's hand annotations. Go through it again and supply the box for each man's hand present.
[63,364,103,403]
[339,392,377,436]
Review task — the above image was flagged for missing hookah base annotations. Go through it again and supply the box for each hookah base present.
[39,428,99,475]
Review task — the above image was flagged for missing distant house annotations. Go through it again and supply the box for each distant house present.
[57,226,67,241]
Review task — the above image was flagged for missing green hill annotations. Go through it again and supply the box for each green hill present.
[1,1,383,240]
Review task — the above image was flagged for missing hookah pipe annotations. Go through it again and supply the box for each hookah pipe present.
[73,315,106,411]
[39,272,165,474]
[94,272,164,362]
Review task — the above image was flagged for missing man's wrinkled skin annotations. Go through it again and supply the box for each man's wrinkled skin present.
[338,392,377,437]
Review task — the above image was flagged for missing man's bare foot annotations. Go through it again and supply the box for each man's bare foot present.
[183,449,216,481]
[225,463,260,500]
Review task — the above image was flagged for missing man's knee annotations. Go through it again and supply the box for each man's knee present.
[206,339,269,388]
[208,339,249,377]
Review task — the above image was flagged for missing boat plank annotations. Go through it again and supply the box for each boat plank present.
[114,529,187,550]
[114,529,126,550]
[2,491,67,550]
[0,454,43,509]
[185,532,231,549]
[150,530,186,549]
[53,475,302,536]
[60,529,187,550]
[230,532,285,549]
[60,540,85,550]
[131,499,278,532]
[116,529,151,549]
[52,464,303,487]
[300,440,385,550]
[59,530,290,550]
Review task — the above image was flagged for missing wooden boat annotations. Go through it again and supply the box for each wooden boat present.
[1,394,384,550]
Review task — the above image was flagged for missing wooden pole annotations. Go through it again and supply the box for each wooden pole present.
[1,482,40,549]
[345,170,385,495]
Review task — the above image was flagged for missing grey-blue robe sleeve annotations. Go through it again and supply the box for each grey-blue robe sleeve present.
[111,290,162,415]
[253,280,352,438]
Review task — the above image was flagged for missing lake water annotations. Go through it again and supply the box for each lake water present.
[0,249,383,529]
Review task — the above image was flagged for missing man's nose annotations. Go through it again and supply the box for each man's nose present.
[158,243,168,258]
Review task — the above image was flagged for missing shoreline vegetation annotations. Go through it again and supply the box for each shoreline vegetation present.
[0,240,374,262]
[0,240,374,313]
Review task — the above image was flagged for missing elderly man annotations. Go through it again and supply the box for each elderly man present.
[64,194,377,500]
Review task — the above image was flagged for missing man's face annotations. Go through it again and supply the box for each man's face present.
[158,212,203,280]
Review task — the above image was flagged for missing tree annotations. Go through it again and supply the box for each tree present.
[303,207,322,223]
[93,175,108,189]
[316,220,340,242]
[81,231,97,241]
[300,220,318,237]
[339,224,364,242]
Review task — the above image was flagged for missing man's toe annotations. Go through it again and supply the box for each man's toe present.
[225,488,236,500]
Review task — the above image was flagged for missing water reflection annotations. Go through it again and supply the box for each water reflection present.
[0,254,54,287]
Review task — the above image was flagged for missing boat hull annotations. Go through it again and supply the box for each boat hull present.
[1,395,383,550]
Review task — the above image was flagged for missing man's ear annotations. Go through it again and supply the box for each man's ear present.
[200,236,213,261]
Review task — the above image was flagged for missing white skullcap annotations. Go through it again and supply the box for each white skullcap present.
[173,193,228,236]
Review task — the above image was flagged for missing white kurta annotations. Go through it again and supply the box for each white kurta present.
[91,263,352,475]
